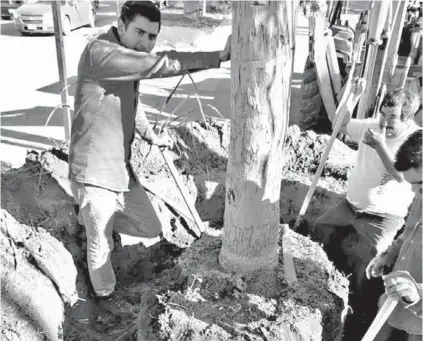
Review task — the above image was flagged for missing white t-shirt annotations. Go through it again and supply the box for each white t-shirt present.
[346,119,418,217]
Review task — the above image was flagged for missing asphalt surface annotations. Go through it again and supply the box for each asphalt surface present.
[0,2,310,168]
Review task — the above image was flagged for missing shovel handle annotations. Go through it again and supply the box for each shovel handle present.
[135,127,203,238]
[361,296,399,341]
[293,52,361,231]
[160,148,204,238]
[368,1,392,44]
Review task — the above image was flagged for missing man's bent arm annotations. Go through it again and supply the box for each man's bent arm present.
[90,40,176,81]
[375,142,405,182]
[89,41,222,82]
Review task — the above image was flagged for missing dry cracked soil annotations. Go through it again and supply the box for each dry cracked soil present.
[2,118,376,341]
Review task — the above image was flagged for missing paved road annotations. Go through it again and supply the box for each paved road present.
[0,1,121,154]
[0,2,308,169]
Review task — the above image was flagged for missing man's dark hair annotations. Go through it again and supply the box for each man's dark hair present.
[394,129,423,172]
[380,88,421,121]
[120,1,161,31]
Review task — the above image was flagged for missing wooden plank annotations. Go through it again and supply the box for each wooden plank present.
[51,1,72,142]
[314,34,337,119]
[357,0,392,119]
[383,1,408,90]
[365,1,397,118]
[326,34,342,101]
[361,296,400,341]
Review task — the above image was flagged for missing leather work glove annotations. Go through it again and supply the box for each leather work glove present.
[366,253,391,279]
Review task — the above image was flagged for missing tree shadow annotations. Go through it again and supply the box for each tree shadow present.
[139,70,231,123]
[1,127,64,150]
[1,105,71,127]
[37,76,78,97]
[1,105,70,149]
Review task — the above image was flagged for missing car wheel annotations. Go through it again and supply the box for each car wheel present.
[88,9,95,28]
[62,16,71,35]
[20,31,30,36]
[1,15,10,20]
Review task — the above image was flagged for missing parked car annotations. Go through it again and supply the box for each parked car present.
[116,0,166,15]
[13,0,96,35]
[1,0,25,19]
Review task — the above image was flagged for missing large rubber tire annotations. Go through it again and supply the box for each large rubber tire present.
[299,56,332,134]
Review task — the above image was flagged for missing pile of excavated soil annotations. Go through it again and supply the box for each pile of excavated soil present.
[132,118,356,230]
[137,233,349,341]
[1,118,356,341]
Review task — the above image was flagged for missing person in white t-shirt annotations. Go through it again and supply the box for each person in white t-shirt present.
[314,78,420,288]
[313,78,420,338]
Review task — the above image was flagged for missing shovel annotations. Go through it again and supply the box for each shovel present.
[159,148,204,238]
[135,127,204,238]
[361,295,399,341]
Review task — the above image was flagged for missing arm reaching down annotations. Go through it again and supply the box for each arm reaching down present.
[136,105,173,148]
[366,234,404,279]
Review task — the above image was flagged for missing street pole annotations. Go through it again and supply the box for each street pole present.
[51,1,71,142]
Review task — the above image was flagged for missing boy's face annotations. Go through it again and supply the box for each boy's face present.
[379,106,409,139]
[118,14,159,53]
[403,166,422,194]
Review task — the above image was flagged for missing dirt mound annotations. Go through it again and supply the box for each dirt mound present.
[132,119,355,229]
[1,210,67,341]
[1,151,193,341]
[137,233,348,341]
[1,118,356,341]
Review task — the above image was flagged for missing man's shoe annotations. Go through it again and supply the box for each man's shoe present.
[97,293,136,317]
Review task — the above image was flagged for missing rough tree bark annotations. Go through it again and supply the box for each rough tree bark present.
[219,1,294,272]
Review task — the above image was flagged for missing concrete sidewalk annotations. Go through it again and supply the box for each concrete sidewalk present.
[0,12,309,170]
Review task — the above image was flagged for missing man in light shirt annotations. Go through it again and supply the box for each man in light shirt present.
[366,128,422,341]
[314,79,420,287]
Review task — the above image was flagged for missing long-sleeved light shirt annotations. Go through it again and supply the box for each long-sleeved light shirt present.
[379,194,422,335]
[69,26,221,192]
